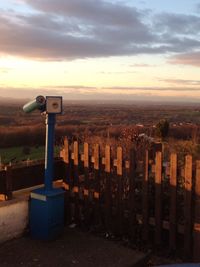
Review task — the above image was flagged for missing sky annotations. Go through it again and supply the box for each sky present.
[0,0,200,102]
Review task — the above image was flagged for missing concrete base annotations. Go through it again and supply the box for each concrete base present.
[0,196,29,244]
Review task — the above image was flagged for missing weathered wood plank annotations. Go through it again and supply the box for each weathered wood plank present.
[83,143,90,228]
[105,145,111,173]
[63,137,69,163]
[84,143,89,169]
[73,141,79,187]
[184,155,192,260]
[93,144,101,226]
[193,160,200,262]
[142,150,149,241]
[155,151,162,245]
[5,165,12,200]
[169,153,177,250]
[117,147,123,176]
[72,141,80,224]
[129,149,136,240]
[62,137,71,185]
[94,144,100,171]
[117,146,123,235]
[83,142,89,196]
[105,145,112,232]
[61,138,71,223]
[74,141,79,166]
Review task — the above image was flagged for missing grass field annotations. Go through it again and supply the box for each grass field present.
[0,146,60,164]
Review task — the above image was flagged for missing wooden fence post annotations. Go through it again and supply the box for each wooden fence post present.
[129,148,136,240]
[83,142,90,228]
[62,137,69,164]
[155,151,162,246]
[72,141,80,223]
[105,145,112,233]
[61,137,70,189]
[94,144,100,196]
[61,137,72,224]
[5,165,13,200]
[73,141,79,189]
[169,153,177,251]
[117,146,123,236]
[193,160,200,262]
[184,155,192,260]
[83,142,89,194]
[94,144,100,227]
[142,150,149,241]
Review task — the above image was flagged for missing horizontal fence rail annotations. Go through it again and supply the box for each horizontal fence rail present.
[0,158,64,200]
[60,137,200,262]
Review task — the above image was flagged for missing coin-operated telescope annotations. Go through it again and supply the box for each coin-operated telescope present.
[23,95,62,114]
[23,95,64,240]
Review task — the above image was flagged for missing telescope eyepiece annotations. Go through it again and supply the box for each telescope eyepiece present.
[36,95,46,105]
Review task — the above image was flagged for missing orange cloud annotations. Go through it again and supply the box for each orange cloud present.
[169,52,200,67]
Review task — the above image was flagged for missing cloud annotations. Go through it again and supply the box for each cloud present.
[169,52,200,67]
[107,86,200,91]
[159,78,200,86]
[47,84,200,92]
[0,0,200,61]
[155,13,200,35]
[0,11,154,60]
[98,71,137,74]
[1,85,200,104]
[23,0,144,27]
[129,63,157,67]
[196,3,200,12]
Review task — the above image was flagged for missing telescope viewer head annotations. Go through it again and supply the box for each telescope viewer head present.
[23,95,46,113]
[23,95,63,114]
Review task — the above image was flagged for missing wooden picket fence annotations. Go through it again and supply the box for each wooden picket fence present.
[60,137,200,262]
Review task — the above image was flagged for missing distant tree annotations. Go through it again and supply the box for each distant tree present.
[156,119,169,139]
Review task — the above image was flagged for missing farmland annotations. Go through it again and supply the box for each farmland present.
[0,146,60,165]
[1,98,200,161]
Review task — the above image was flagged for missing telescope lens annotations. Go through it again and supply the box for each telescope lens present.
[36,95,46,105]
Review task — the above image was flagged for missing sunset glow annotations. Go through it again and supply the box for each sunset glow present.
[0,0,200,101]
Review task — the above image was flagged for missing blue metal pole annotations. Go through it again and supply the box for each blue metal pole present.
[44,113,56,191]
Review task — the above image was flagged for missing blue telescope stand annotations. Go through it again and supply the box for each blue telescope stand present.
[30,113,64,240]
